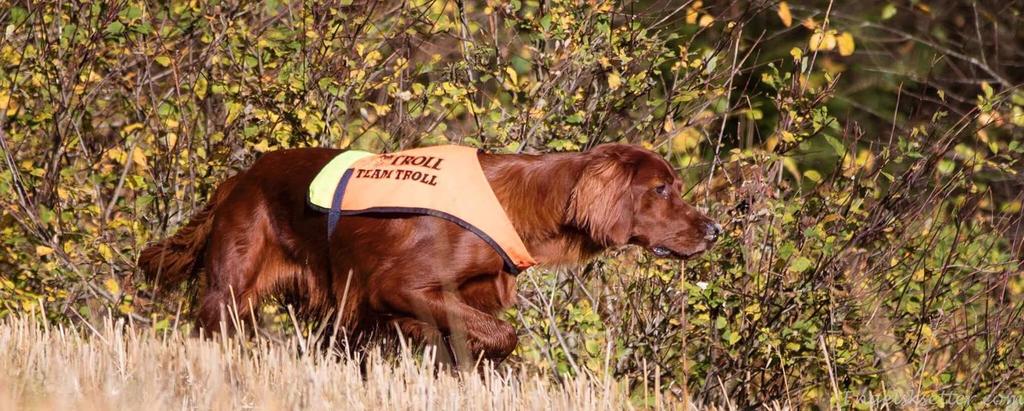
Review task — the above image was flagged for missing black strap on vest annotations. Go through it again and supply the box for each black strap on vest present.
[327,169,355,239]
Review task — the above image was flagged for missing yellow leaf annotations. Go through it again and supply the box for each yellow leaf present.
[1002,200,1022,214]
[685,10,698,24]
[782,156,801,181]
[364,50,382,65]
[104,278,121,296]
[106,147,126,164]
[789,47,803,60]
[821,213,843,224]
[122,122,144,134]
[920,324,938,345]
[252,139,271,153]
[912,268,926,282]
[803,169,822,182]
[698,14,714,27]
[663,117,675,133]
[370,103,390,117]
[837,32,855,56]
[131,147,148,170]
[98,244,114,261]
[194,76,207,99]
[809,31,836,51]
[607,71,622,90]
[801,17,818,30]
[824,32,838,50]
[765,135,779,152]
[672,127,702,152]
[777,2,793,27]
[505,66,518,86]
[225,102,243,125]
[35,245,54,256]
[809,32,825,51]
[856,149,875,169]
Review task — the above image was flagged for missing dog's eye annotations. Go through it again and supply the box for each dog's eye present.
[654,184,669,197]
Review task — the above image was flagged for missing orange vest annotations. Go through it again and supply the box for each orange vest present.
[309,145,536,274]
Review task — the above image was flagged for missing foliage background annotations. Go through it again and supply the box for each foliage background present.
[2,0,1022,408]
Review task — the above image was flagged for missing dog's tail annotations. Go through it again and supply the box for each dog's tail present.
[138,175,240,292]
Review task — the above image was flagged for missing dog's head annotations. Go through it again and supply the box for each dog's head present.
[568,144,720,259]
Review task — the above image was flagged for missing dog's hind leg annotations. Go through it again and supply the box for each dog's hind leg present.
[198,226,264,335]
[201,200,318,336]
[199,197,281,335]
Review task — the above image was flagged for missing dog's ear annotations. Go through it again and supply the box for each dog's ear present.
[567,147,635,246]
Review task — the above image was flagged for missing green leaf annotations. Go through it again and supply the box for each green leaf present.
[981,82,994,99]
[132,22,154,35]
[778,242,796,259]
[120,5,143,20]
[539,14,552,31]
[881,3,897,20]
[1011,91,1024,106]
[9,7,29,25]
[724,329,741,346]
[789,257,813,273]
[105,21,125,35]
[824,135,846,156]
[937,159,955,175]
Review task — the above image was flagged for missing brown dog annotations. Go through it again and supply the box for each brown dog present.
[138,143,719,361]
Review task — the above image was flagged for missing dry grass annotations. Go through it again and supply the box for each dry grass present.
[0,315,720,411]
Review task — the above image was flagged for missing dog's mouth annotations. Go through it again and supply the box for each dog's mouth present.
[650,245,702,260]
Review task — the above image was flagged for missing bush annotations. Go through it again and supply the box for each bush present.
[2,0,1022,407]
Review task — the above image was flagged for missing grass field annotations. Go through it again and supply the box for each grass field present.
[3,0,1022,408]
[0,315,724,411]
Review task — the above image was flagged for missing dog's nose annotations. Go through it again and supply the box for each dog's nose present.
[704,222,722,242]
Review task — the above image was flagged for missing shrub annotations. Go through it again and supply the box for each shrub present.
[1,0,1021,407]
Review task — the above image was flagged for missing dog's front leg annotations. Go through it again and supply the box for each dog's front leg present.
[380,288,518,365]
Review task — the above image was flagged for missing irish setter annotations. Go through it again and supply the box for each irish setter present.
[138,143,720,362]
